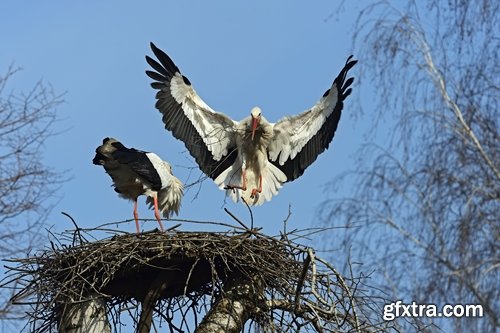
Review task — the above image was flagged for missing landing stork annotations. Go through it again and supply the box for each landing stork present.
[93,138,183,232]
[146,43,356,205]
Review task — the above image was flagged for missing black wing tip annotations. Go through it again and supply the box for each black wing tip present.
[150,42,160,53]
[344,77,355,89]
[341,56,357,79]
[346,55,357,66]
[145,55,156,67]
[145,69,168,82]
[146,42,182,82]
[182,75,191,86]
[149,42,179,71]
[150,82,164,90]
[343,88,353,98]
[344,57,357,73]
[330,55,357,99]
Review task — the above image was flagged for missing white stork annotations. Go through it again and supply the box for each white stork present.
[146,43,356,205]
[93,137,183,233]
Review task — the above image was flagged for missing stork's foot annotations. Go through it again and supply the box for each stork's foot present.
[224,184,247,193]
[250,188,261,199]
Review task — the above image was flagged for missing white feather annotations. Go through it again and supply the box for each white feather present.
[170,73,237,161]
[268,82,340,165]
[214,160,286,206]
[145,158,184,218]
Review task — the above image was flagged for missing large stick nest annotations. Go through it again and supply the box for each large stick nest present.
[4,218,387,332]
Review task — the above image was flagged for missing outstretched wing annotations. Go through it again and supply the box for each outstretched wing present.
[268,56,357,181]
[146,43,238,180]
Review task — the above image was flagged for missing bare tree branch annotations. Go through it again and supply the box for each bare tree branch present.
[323,1,499,332]
[0,64,64,323]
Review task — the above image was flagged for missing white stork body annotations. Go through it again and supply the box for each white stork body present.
[146,43,356,205]
[93,137,183,232]
[213,111,287,205]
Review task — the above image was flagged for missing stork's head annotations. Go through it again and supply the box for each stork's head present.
[250,106,262,141]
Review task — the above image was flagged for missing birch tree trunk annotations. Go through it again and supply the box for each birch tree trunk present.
[196,273,263,333]
[59,295,111,333]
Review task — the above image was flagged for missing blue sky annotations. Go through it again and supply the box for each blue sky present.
[0,1,366,238]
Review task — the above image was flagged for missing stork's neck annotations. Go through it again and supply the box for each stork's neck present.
[245,120,272,147]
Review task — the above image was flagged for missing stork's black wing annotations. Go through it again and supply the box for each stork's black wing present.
[146,43,238,180]
[109,141,163,190]
[268,56,357,181]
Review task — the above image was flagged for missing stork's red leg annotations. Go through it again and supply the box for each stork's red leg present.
[224,168,247,191]
[133,199,140,234]
[250,175,263,198]
[153,193,165,231]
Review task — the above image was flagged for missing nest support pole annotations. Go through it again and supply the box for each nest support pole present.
[196,271,264,333]
[136,272,171,333]
[58,294,111,333]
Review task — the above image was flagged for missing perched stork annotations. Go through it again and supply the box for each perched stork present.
[146,43,356,205]
[93,138,183,233]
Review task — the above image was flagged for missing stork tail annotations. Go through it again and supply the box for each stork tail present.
[215,162,287,205]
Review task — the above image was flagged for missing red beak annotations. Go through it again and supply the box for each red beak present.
[251,117,259,141]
